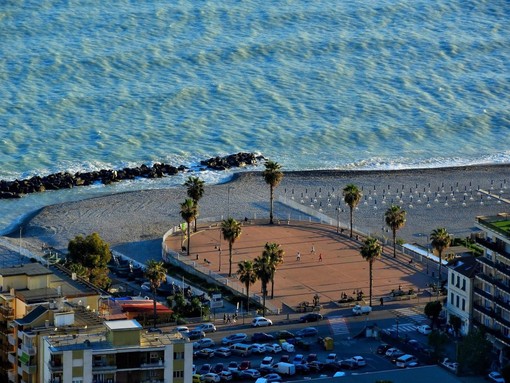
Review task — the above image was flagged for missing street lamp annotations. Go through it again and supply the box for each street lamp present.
[336,206,341,233]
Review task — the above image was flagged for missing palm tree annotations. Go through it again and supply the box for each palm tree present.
[254,252,272,317]
[221,218,242,277]
[431,227,451,282]
[180,198,197,256]
[263,160,283,225]
[343,184,362,238]
[184,176,205,232]
[385,205,407,258]
[145,260,167,329]
[263,242,285,299]
[360,237,382,307]
[237,260,257,313]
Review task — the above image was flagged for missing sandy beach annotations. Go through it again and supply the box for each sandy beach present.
[4,164,510,261]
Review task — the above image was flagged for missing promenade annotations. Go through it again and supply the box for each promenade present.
[165,221,432,313]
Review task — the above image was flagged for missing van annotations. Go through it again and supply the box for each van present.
[396,354,418,368]
[272,362,296,376]
[352,305,372,315]
[230,343,252,357]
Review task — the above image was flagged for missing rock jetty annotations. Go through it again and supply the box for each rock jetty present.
[0,152,265,199]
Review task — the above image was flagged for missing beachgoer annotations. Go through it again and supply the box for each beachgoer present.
[380,297,384,306]
[311,244,315,254]
[297,252,301,261]
[318,253,322,262]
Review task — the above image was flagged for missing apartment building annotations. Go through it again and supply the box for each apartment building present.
[445,256,478,336]
[472,214,510,354]
[41,319,192,383]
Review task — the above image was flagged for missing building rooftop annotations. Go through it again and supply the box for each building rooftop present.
[0,262,52,277]
[447,256,479,278]
[476,214,510,239]
[105,319,142,331]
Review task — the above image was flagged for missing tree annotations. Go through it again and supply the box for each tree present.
[263,242,285,299]
[456,328,492,375]
[385,205,406,258]
[221,218,242,277]
[449,314,462,337]
[184,176,205,232]
[343,184,362,238]
[254,252,272,317]
[263,160,283,225]
[67,232,111,289]
[424,300,443,328]
[145,260,167,329]
[360,236,382,306]
[431,227,451,282]
[428,330,449,362]
[237,260,257,313]
[180,198,197,256]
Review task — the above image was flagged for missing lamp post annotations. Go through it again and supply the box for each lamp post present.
[336,206,341,233]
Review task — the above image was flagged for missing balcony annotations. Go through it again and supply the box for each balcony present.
[48,361,63,371]
[140,360,164,369]
[21,344,37,356]
[20,362,37,374]
[92,362,117,372]
[475,236,510,259]
[0,306,14,319]
[7,352,16,364]
[7,333,16,346]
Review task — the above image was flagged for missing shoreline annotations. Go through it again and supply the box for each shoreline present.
[3,163,509,261]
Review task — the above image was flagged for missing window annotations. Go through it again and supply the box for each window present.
[462,279,466,291]
[462,299,465,311]
[173,371,184,378]
[450,293,454,304]
[456,295,459,308]
[174,352,184,360]
[456,275,460,288]
[451,273,455,284]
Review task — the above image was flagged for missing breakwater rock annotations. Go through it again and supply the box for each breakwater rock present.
[0,152,265,199]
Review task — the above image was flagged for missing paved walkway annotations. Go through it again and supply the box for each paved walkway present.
[165,221,432,313]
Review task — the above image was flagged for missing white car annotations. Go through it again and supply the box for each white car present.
[251,317,273,327]
[264,343,282,354]
[250,343,266,354]
[260,356,274,368]
[193,338,215,349]
[351,356,366,367]
[281,341,295,353]
[416,324,432,335]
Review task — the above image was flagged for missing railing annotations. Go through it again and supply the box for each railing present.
[476,216,510,239]
[475,237,510,259]
[21,343,37,356]
[48,361,63,371]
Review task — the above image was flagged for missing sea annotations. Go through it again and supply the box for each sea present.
[0,0,509,234]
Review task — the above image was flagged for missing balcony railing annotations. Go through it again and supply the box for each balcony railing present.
[48,361,63,371]
[21,344,37,356]
[92,362,117,371]
[0,306,14,318]
[475,237,510,260]
[140,360,164,369]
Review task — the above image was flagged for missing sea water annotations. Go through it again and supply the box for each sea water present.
[0,0,509,232]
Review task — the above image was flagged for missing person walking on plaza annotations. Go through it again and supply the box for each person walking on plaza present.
[318,253,322,262]
[296,251,301,261]
[311,244,315,254]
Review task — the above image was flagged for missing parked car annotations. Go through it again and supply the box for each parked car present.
[488,371,505,383]
[187,329,206,340]
[260,356,274,369]
[250,343,266,354]
[239,360,251,371]
[306,353,317,363]
[175,325,189,333]
[323,361,343,372]
[417,324,432,335]
[264,343,282,354]
[219,370,233,382]
[252,317,273,327]
[194,348,215,358]
[240,369,261,379]
[292,354,305,365]
[293,337,311,351]
[281,342,295,353]
[195,323,217,333]
[296,327,318,337]
[212,363,225,374]
[325,353,337,363]
[198,364,212,375]
[258,365,274,376]
[193,374,204,383]
[295,363,310,374]
[214,347,232,357]
[274,330,295,340]
[299,313,323,323]
[340,359,359,370]
[350,356,366,367]
[261,373,282,382]
[202,373,221,383]
[227,361,239,372]
[193,338,215,349]
[221,333,248,346]
[385,348,403,357]
[251,332,275,342]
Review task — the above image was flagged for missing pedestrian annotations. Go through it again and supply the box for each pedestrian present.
[297,251,301,261]
[226,314,231,324]
[233,312,238,323]
[380,297,384,306]
[223,313,227,324]
[318,253,322,262]
[311,244,315,254]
